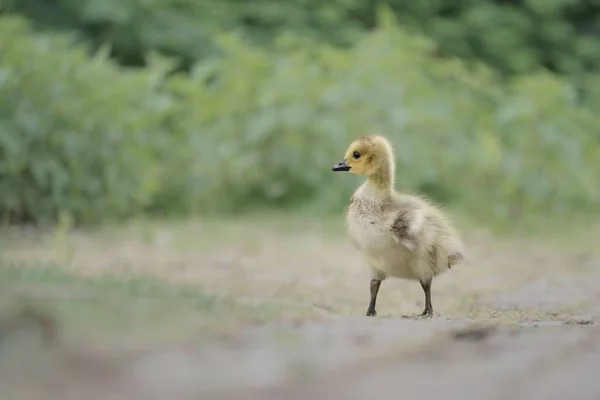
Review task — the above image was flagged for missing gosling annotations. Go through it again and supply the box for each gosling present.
[332,134,464,318]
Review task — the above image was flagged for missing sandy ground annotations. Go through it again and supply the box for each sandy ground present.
[1,216,600,399]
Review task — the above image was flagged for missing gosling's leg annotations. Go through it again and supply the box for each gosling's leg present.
[419,279,433,318]
[366,279,382,317]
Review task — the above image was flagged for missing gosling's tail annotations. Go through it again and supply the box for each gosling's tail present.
[448,252,464,269]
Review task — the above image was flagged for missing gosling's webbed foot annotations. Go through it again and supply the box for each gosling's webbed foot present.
[366,308,377,317]
[400,309,433,319]
[419,307,433,318]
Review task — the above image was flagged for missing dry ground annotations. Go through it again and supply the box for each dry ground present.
[1,213,599,399]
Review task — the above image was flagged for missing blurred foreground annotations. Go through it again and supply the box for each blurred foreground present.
[1,215,599,399]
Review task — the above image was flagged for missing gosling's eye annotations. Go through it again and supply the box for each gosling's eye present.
[352,151,361,159]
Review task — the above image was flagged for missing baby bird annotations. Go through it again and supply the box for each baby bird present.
[332,134,464,318]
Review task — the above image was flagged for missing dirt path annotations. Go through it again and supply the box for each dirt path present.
[1,218,600,399]
[233,324,600,400]
[3,284,599,400]
[106,272,600,400]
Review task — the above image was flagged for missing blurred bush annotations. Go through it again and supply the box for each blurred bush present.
[0,15,173,225]
[7,0,600,80]
[4,0,367,67]
[169,7,600,222]
[1,9,599,226]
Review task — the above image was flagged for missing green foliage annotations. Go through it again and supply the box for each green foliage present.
[0,15,173,224]
[4,0,368,67]
[1,10,599,226]
[166,5,600,221]
[6,0,600,80]
[418,0,600,76]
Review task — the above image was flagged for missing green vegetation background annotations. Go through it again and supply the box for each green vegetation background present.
[1,0,599,229]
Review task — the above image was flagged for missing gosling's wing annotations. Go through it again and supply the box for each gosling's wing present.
[390,208,422,252]
[391,193,465,268]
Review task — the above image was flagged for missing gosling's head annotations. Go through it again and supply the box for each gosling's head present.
[332,135,395,177]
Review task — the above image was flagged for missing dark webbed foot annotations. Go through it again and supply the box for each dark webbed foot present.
[366,309,377,317]
[419,308,433,318]
[419,302,433,318]
[401,311,433,319]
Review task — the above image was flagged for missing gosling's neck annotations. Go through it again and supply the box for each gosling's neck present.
[365,158,395,196]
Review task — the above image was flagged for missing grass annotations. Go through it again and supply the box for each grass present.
[1,211,599,350]
[0,262,286,348]
[0,212,357,349]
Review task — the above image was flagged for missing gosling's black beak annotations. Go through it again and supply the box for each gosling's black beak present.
[332,159,351,172]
